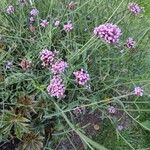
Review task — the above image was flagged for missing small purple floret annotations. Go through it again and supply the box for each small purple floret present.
[64,22,73,32]
[126,37,136,49]
[134,86,143,96]
[108,106,116,114]
[73,69,90,85]
[128,3,142,15]
[51,60,68,74]
[40,49,56,66]
[47,75,65,98]
[94,23,122,44]
[6,5,15,14]
[30,8,39,16]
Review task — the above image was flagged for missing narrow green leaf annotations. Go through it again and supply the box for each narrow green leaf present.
[141,120,150,131]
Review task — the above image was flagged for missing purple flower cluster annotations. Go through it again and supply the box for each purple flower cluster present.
[45,59,90,98]
[73,69,90,85]
[6,5,15,14]
[40,49,56,66]
[30,8,39,16]
[126,37,136,49]
[28,8,39,30]
[128,3,142,15]
[94,23,122,44]
[54,20,60,27]
[40,48,68,98]
[134,86,143,96]
[47,75,65,98]
[29,16,35,22]
[51,60,68,74]
[37,2,143,100]
[19,59,32,71]
[40,20,49,28]
[108,106,116,114]
[64,22,73,32]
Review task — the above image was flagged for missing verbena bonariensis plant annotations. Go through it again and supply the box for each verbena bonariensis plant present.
[0,0,150,149]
